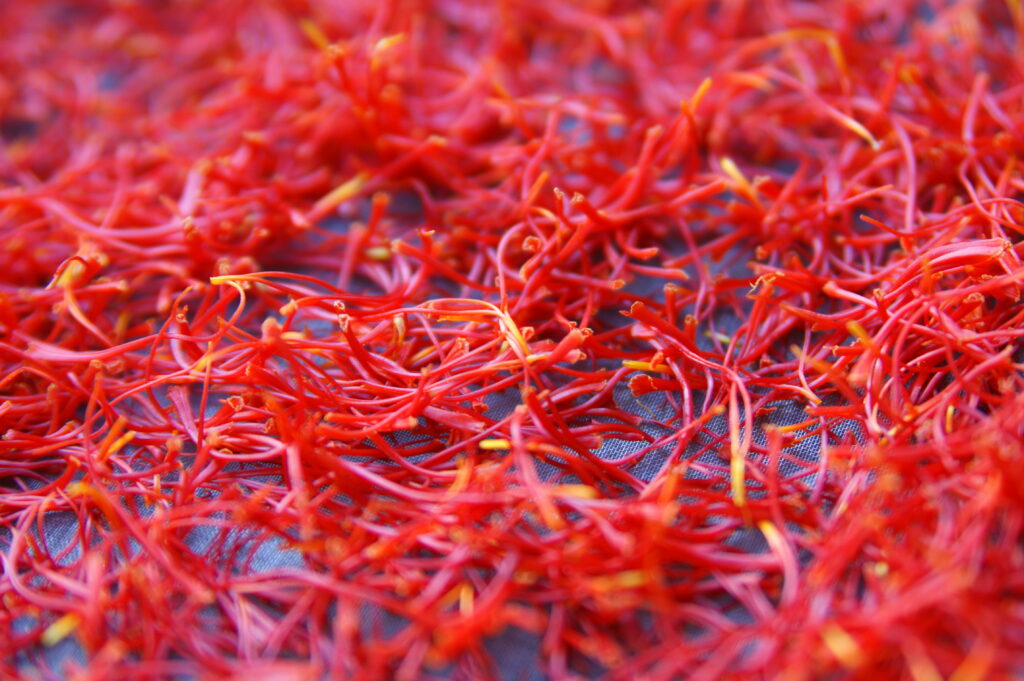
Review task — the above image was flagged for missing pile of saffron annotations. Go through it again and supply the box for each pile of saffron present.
[2,1,1024,679]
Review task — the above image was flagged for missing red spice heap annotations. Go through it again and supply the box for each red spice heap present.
[2,2,1024,680]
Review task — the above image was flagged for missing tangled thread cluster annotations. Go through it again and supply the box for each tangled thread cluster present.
[2,1,1023,680]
